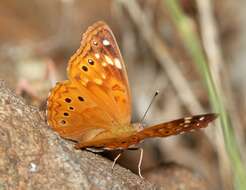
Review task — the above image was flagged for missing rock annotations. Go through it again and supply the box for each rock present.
[145,162,209,190]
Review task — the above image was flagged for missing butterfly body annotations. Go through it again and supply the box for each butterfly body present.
[47,21,217,152]
[80,123,144,150]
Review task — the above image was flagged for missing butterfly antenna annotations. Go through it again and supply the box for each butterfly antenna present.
[140,91,159,123]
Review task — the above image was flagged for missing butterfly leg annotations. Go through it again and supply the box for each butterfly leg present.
[111,151,123,171]
[127,147,144,179]
[138,148,144,179]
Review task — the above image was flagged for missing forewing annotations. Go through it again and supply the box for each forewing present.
[68,21,131,126]
[47,21,132,142]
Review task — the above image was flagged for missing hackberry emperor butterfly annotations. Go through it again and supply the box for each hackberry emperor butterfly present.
[46,21,217,178]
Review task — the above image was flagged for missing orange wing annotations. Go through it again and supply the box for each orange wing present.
[47,81,116,141]
[68,21,131,126]
[74,113,217,149]
[47,21,131,142]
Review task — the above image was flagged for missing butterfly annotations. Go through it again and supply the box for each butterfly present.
[46,21,217,178]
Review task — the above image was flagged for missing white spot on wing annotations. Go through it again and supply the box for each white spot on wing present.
[103,39,110,46]
[114,58,122,69]
[184,120,191,124]
[199,116,205,121]
[105,55,114,65]
[95,53,100,59]
[102,62,107,67]
[185,117,192,120]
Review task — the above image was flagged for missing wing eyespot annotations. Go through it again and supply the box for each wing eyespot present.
[69,106,74,110]
[82,66,88,72]
[60,120,66,125]
[65,98,72,103]
[64,112,69,116]
[78,96,84,102]
[88,59,94,65]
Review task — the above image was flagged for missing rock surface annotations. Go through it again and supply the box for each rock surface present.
[145,163,209,190]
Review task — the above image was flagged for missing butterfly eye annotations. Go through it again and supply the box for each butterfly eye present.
[65,98,72,103]
[82,66,88,72]
[88,59,94,65]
